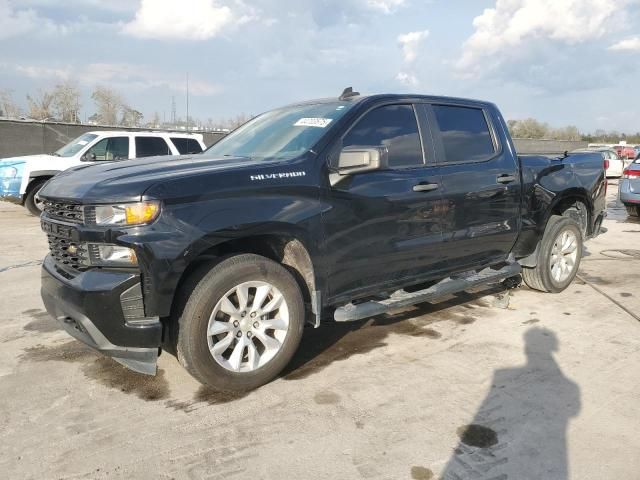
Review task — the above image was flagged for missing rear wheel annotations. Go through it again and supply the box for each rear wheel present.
[625,204,640,217]
[175,254,305,392]
[24,178,48,216]
[522,216,583,293]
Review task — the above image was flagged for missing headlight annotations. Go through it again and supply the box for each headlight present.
[87,244,138,266]
[91,201,160,226]
[0,167,18,178]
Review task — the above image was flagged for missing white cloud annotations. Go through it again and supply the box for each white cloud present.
[398,30,429,63]
[0,0,65,39]
[396,72,418,86]
[122,0,234,40]
[457,0,625,75]
[609,36,640,51]
[367,0,406,14]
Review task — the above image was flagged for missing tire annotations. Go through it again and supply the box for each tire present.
[24,178,47,216]
[625,204,640,217]
[174,254,305,392]
[522,215,583,293]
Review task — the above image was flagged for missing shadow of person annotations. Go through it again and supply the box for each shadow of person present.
[439,327,581,480]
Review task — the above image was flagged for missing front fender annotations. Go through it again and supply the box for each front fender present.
[117,192,325,318]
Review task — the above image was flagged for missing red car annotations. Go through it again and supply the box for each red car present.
[614,145,636,159]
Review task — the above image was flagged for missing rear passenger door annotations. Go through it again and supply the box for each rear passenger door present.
[426,103,521,270]
[134,137,172,158]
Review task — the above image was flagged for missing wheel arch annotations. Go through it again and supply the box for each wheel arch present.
[519,189,591,268]
[168,228,320,326]
[545,188,592,234]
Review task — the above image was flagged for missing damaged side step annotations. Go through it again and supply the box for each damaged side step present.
[334,262,522,322]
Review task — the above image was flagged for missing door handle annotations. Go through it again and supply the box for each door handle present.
[413,183,439,192]
[496,174,516,184]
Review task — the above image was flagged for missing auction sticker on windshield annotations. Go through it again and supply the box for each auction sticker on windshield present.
[294,118,332,128]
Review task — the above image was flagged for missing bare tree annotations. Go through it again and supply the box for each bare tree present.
[509,118,550,139]
[91,86,123,125]
[52,82,81,123]
[0,89,21,118]
[26,89,55,120]
[121,105,143,127]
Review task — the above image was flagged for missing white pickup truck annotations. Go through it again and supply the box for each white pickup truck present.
[0,130,206,215]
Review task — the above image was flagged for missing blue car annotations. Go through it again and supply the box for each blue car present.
[620,159,640,216]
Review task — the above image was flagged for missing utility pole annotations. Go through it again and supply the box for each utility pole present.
[186,72,190,131]
[171,96,176,125]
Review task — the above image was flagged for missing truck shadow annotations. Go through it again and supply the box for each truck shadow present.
[282,285,506,381]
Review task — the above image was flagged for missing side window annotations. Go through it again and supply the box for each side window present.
[86,137,130,161]
[171,137,203,154]
[86,138,108,161]
[432,105,496,163]
[108,137,130,160]
[342,104,423,168]
[135,137,171,158]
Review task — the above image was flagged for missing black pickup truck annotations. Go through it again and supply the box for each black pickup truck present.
[39,89,606,391]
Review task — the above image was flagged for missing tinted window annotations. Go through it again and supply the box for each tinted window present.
[171,137,203,154]
[85,137,129,161]
[343,104,423,167]
[135,137,171,158]
[432,105,495,163]
[109,137,130,160]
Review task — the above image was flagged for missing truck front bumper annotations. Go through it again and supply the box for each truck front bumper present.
[40,255,162,375]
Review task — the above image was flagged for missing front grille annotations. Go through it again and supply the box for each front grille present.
[42,201,84,223]
[47,234,88,270]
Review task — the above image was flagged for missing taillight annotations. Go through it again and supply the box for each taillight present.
[604,159,610,170]
[623,167,640,179]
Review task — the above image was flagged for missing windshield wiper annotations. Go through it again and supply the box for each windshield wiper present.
[51,152,61,157]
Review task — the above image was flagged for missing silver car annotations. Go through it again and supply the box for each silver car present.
[620,159,640,216]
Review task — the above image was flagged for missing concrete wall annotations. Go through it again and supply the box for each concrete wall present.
[513,138,588,155]
[0,119,226,158]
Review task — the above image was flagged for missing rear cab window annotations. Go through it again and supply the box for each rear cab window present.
[135,137,172,158]
[342,104,424,168]
[432,104,496,163]
[171,137,203,154]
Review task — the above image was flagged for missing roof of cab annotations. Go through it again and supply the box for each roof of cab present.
[283,93,496,110]
[85,130,204,138]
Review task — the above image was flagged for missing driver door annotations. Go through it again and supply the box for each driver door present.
[322,103,446,301]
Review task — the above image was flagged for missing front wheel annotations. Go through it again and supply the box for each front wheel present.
[24,179,47,216]
[174,254,305,392]
[522,215,583,293]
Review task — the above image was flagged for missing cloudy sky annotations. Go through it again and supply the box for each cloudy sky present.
[2,0,640,131]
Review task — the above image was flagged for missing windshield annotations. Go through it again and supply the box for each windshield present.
[203,102,355,160]
[54,133,98,157]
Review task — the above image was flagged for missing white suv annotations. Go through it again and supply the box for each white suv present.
[0,131,206,215]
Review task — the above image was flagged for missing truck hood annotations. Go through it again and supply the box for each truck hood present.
[38,154,274,203]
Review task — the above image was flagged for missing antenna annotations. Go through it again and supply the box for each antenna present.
[339,86,360,101]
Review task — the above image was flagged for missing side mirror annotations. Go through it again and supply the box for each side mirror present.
[337,146,388,175]
[82,152,97,162]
